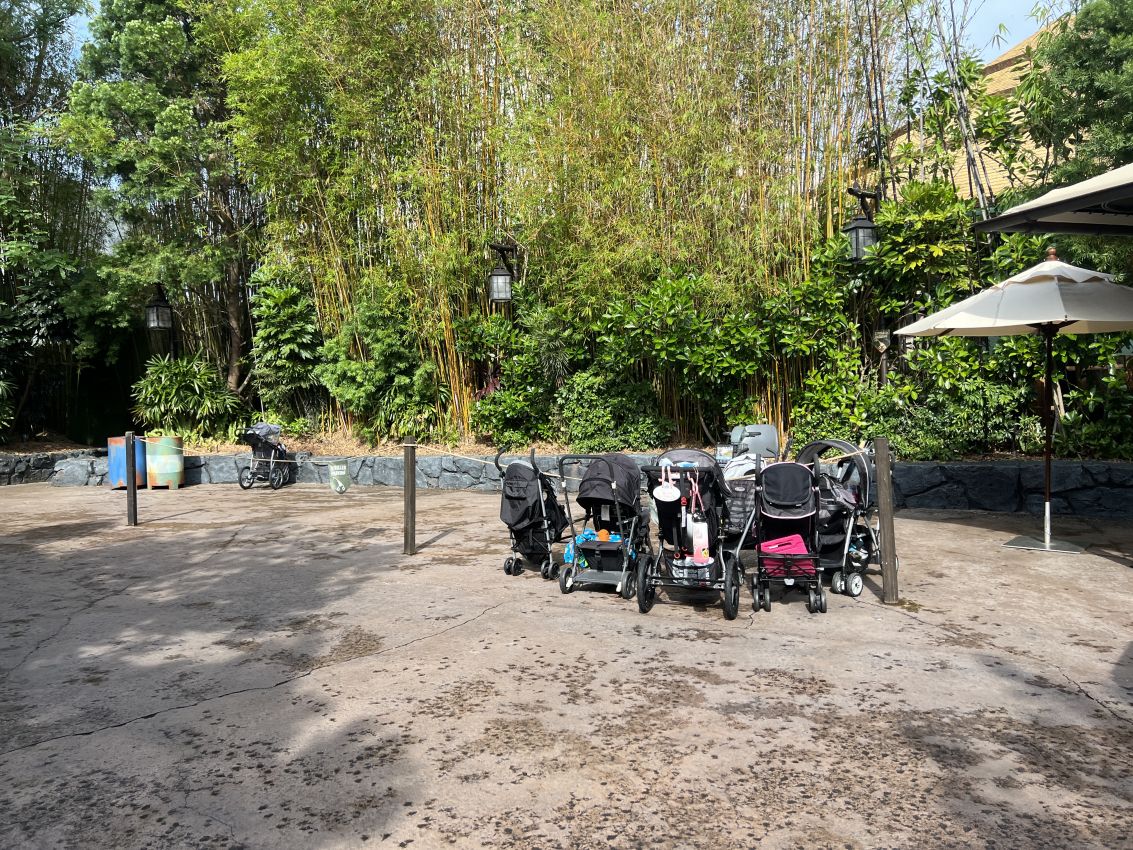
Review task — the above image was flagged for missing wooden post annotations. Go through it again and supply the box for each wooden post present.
[874,437,898,603]
[403,436,416,555]
[125,431,138,527]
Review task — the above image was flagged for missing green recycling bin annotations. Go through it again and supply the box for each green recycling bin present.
[145,435,184,489]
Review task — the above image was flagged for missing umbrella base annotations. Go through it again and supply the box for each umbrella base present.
[1003,535,1088,554]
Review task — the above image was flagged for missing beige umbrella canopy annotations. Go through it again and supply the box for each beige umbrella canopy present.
[898,249,1133,552]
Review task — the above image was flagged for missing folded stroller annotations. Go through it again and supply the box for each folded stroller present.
[639,449,744,620]
[796,439,894,598]
[750,459,826,614]
[496,449,569,579]
[238,422,291,490]
[557,453,652,599]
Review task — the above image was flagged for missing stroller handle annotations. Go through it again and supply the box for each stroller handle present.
[494,447,546,476]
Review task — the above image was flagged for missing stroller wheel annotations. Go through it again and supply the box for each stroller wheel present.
[636,558,655,614]
[762,586,772,612]
[269,466,285,490]
[722,555,740,621]
[807,587,817,614]
[559,565,576,594]
[504,557,515,575]
[831,571,845,595]
[818,588,828,614]
[619,566,637,601]
[238,466,254,490]
[541,560,553,580]
[846,572,864,598]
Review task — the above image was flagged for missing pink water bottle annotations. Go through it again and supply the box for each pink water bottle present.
[691,513,711,565]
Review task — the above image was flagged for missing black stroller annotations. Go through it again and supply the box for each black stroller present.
[796,439,894,598]
[639,449,743,620]
[557,453,652,599]
[238,422,291,490]
[745,459,826,614]
[497,449,569,579]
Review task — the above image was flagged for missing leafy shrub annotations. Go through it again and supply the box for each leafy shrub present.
[555,370,674,453]
[132,354,245,435]
[250,281,323,415]
[315,298,447,442]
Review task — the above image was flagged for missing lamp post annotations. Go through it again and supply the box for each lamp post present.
[843,183,885,384]
[486,242,517,305]
[145,284,177,358]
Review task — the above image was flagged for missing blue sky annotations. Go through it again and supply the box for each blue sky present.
[965,0,1043,62]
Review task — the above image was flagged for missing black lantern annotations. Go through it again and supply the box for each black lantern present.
[487,262,513,303]
[145,286,173,330]
[841,213,878,261]
[486,242,517,304]
[843,181,880,262]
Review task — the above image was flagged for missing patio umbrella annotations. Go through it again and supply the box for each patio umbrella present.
[897,248,1133,552]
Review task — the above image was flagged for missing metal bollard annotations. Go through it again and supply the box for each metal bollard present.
[874,437,898,603]
[125,431,138,527]
[403,436,416,555]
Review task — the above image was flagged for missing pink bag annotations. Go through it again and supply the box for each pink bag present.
[760,534,815,576]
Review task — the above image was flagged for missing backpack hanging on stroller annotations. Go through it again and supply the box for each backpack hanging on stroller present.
[238,423,292,490]
[751,460,826,614]
[795,439,894,598]
[497,449,569,579]
[639,449,744,620]
[557,453,652,599]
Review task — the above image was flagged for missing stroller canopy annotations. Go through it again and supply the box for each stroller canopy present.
[501,461,544,529]
[577,453,642,511]
[251,422,282,440]
[795,439,872,504]
[655,448,731,498]
[759,462,817,519]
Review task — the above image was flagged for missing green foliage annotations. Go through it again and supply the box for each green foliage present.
[132,353,245,434]
[554,370,674,454]
[0,378,14,431]
[1021,0,1133,185]
[315,299,448,443]
[250,278,323,414]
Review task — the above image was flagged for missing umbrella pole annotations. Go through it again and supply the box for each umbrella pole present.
[1044,328,1054,547]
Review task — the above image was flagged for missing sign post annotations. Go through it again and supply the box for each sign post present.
[874,437,898,603]
[403,437,416,555]
[125,431,138,527]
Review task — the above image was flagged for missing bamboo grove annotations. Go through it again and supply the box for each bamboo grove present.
[206,0,896,438]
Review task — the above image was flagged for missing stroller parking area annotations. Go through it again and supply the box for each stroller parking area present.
[3,484,1133,849]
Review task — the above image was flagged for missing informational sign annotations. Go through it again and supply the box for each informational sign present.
[873,330,891,353]
[329,461,351,494]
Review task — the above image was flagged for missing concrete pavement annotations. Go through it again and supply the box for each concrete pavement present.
[1,483,1132,849]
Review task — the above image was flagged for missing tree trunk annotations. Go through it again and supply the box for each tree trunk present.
[225,260,244,392]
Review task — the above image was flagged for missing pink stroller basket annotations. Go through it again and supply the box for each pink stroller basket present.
[760,534,816,577]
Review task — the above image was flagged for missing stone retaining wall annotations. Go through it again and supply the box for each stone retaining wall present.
[39,452,1133,518]
[0,450,100,485]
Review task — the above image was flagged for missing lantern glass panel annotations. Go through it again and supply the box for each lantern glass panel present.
[487,264,512,303]
[146,303,173,330]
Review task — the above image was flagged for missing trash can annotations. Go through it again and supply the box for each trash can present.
[107,437,147,489]
[145,435,184,489]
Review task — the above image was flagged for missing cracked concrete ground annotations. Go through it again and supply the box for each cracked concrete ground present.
[1,483,1132,850]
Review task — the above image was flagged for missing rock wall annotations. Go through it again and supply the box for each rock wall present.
[890,461,1133,518]
[38,451,1133,518]
[0,450,100,485]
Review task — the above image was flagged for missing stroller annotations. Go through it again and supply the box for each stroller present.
[747,458,827,614]
[557,453,652,599]
[238,422,291,490]
[639,449,743,620]
[796,439,893,598]
[496,449,569,579]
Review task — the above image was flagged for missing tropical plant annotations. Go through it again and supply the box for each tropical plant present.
[555,370,674,453]
[250,279,323,416]
[132,354,245,434]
